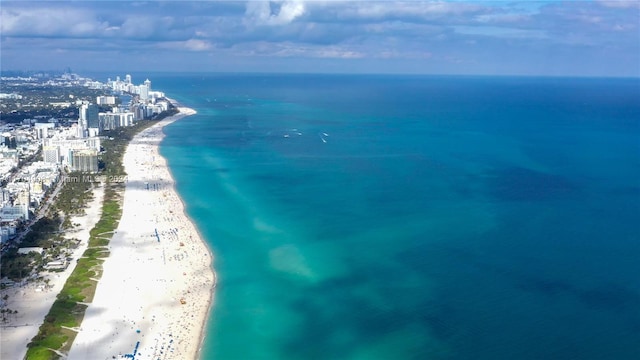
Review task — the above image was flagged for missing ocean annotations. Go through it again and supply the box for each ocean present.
[150,74,638,359]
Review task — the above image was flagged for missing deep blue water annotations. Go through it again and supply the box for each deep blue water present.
[152,74,639,359]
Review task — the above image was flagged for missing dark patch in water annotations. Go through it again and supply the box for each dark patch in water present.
[486,166,578,201]
[516,277,574,296]
[518,277,640,314]
[279,269,450,360]
[443,245,640,314]
[578,284,640,311]
[609,185,640,198]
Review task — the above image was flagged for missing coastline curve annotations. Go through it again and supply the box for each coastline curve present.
[67,106,216,359]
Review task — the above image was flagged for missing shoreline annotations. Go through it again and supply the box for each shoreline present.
[68,106,216,359]
[160,103,217,359]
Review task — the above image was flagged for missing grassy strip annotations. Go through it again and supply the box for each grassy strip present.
[24,119,162,360]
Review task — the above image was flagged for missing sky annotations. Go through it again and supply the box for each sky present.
[1,0,639,76]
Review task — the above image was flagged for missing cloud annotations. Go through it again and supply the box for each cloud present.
[596,0,640,9]
[454,25,547,40]
[245,1,306,26]
[303,0,489,25]
[376,50,432,60]
[0,1,638,76]
[155,38,213,52]
[232,41,364,59]
[120,16,169,39]
[475,13,530,25]
[2,1,635,48]
[279,44,364,59]
[0,7,110,38]
[183,39,214,51]
[530,1,639,46]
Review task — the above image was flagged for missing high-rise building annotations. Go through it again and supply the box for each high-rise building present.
[79,103,100,137]
[42,137,101,167]
[99,112,135,130]
[139,84,149,101]
[43,146,60,164]
[96,96,116,105]
[14,189,30,220]
[71,149,98,173]
[144,78,151,91]
[4,135,17,149]
[76,122,87,138]
[126,74,132,84]
[34,123,55,139]
[1,189,10,204]
[80,104,100,127]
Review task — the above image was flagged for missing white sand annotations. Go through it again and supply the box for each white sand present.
[68,108,215,360]
[0,185,105,360]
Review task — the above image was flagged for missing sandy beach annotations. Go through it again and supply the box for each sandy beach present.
[0,185,104,360]
[68,108,215,360]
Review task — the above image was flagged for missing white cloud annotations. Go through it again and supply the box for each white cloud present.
[279,1,306,24]
[184,39,213,51]
[120,16,176,39]
[376,50,432,59]
[245,1,306,26]
[331,1,486,21]
[1,1,637,76]
[596,0,640,9]
[454,25,547,40]
[157,39,213,52]
[0,7,109,37]
[475,13,530,24]
[232,41,363,58]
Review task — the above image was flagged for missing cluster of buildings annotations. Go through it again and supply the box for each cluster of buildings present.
[0,73,172,245]
[0,119,59,242]
[40,74,171,174]
[0,93,23,100]
[0,124,40,183]
[42,133,101,173]
[107,75,169,118]
[0,159,59,243]
[76,75,170,138]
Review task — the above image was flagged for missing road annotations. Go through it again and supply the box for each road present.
[1,169,66,253]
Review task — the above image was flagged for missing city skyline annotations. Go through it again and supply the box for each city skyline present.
[1,1,639,77]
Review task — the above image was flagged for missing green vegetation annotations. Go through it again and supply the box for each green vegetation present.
[1,148,105,281]
[52,171,96,218]
[1,305,20,323]
[22,215,62,247]
[0,250,43,281]
[1,172,98,281]
[25,117,164,360]
[1,216,60,281]
[0,83,110,123]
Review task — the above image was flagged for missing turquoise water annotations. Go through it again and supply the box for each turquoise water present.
[154,74,639,359]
